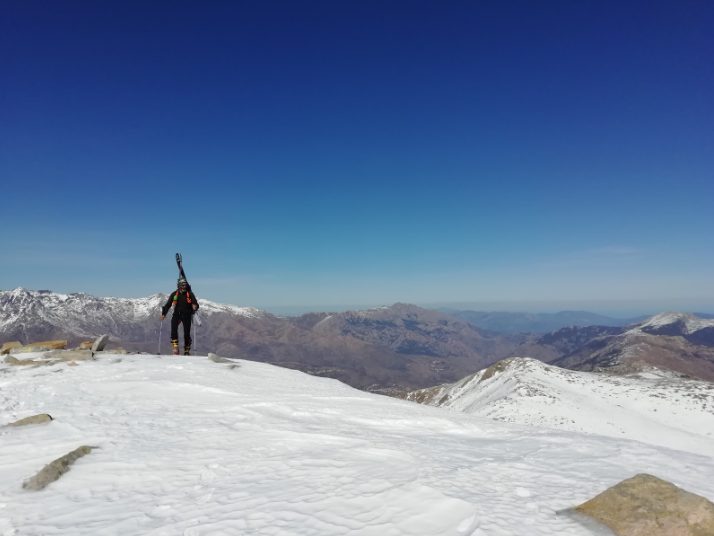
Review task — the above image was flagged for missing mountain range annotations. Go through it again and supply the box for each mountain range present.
[441,309,643,333]
[2,288,714,390]
[0,289,513,392]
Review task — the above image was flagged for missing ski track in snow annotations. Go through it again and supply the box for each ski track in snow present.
[1,354,713,535]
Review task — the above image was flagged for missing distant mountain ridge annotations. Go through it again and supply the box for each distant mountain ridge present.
[0,289,517,391]
[549,312,714,381]
[3,288,714,388]
[443,309,643,334]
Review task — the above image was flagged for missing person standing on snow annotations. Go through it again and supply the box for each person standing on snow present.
[161,277,199,355]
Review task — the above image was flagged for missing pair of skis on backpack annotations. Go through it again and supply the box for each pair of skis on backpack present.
[175,253,201,326]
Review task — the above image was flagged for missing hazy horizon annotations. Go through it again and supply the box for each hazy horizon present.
[4,286,712,319]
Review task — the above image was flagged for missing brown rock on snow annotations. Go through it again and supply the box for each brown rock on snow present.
[13,340,68,353]
[0,341,23,354]
[6,414,53,427]
[576,473,714,536]
[22,446,95,491]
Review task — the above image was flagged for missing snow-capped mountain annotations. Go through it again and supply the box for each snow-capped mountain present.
[2,351,713,535]
[550,312,714,381]
[0,288,262,348]
[407,357,714,456]
[631,311,714,340]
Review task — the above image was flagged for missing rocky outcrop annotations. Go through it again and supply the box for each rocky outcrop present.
[4,355,39,366]
[22,446,95,491]
[0,341,22,354]
[13,340,68,353]
[43,349,94,361]
[6,414,53,427]
[91,334,109,353]
[5,350,93,367]
[208,353,233,363]
[576,473,714,536]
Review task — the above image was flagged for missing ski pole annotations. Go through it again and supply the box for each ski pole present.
[158,317,164,355]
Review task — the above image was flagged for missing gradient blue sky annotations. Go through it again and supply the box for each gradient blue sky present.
[2,1,713,314]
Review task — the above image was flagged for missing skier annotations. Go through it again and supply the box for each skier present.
[161,277,200,355]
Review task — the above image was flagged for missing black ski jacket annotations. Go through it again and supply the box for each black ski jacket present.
[162,287,200,317]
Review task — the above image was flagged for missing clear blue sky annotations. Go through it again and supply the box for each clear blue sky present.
[2,1,713,314]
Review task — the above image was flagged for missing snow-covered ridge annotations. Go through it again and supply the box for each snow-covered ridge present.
[409,357,714,456]
[1,288,263,320]
[198,299,263,318]
[0,288,264,340]
[629,312,714,335]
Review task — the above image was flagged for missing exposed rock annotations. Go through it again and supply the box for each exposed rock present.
[5,350,95,367]
[4,355,40,366]
[479,357,516,382]
[14,340,68,353]
[6,414,53,427]
[208,353,233,364]
[91,334,110,353]
[576,473,714,536]
[23,446,95,491]
[0,341,23,354]
[44,349,94,361]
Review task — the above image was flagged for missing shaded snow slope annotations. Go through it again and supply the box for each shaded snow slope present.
[1,353,714,535]
[408,357,714,456]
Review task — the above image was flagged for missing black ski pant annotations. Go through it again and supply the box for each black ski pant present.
[170,313,192,348]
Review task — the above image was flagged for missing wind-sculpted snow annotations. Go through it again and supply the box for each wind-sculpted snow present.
[409,357,714,456]
[1,353,714,535]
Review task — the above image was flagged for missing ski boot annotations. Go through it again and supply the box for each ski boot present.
[184,345,191,356]
[171,339,180,355]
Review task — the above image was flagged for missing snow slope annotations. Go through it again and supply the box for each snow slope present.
[408,357,714,456]
[629,312,714,334]
[1,353,714,535]
[628,312,714,335]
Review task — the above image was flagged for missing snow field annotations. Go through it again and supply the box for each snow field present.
[1,354,713,535]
